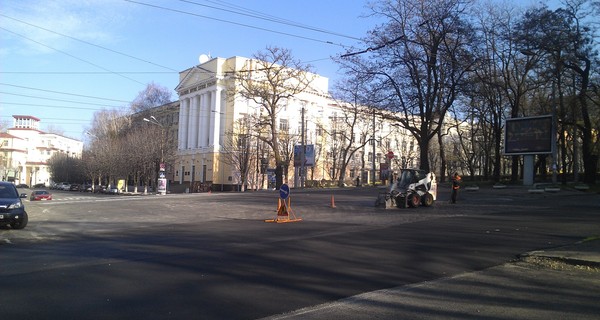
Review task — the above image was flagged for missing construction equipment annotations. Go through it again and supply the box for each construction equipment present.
[376,169,437,208]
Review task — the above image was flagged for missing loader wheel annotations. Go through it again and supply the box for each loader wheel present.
[407,193,420,208]
[421,193,434,207]
[395,195,405,208]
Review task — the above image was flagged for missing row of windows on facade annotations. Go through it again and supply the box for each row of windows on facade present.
[14,118,40,129]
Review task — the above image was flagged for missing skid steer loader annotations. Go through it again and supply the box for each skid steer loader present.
[376,169,437,208]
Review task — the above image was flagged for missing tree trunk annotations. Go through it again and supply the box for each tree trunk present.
[437,129,447,183]
[275,164,283,190]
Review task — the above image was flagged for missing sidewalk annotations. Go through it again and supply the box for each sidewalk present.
[260,240,600,320]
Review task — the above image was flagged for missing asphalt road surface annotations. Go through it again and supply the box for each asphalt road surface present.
[2,186,599,319]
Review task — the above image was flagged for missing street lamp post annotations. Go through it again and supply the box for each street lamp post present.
[143,116,167,195]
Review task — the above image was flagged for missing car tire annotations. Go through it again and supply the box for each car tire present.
[10,212,28,230]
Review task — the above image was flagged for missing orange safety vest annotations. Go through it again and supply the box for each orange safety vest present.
[452,175,461,190]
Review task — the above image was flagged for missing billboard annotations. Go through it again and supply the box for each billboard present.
[504,115,554,155]
[294,144,315,167]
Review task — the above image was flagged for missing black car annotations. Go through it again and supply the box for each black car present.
[0,182,28,229]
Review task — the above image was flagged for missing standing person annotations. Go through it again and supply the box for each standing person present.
[451,172,461,204]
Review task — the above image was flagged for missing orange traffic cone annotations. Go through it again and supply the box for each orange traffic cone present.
[330,194,336,208]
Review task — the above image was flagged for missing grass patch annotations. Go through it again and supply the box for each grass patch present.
[582,235,600,243]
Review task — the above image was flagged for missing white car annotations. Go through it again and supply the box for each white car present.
[55,182,71,190]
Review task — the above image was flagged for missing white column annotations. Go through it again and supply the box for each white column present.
[179,164,184,184]
[190,96,199,149]
[203,92,211,147]
[193,95,201,148]
[187,97,196,149]
[199,93,208,147]
[178,98,189,149]
[177,99,184,149]
[209,88,222,148]
[219,90,226,145]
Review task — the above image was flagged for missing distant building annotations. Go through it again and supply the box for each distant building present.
[0,115,83,186]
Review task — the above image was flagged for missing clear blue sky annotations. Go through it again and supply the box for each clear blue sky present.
[0,0,553,140]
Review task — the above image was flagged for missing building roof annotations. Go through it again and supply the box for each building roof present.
[13,115,41,121]
[0,132,23,139]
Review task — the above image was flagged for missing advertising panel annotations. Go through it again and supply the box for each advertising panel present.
[504,115,554,155]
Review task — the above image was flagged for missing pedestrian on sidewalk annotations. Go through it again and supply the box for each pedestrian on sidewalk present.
[451,172,461,204]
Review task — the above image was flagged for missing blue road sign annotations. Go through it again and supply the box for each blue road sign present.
[279,184,290,200]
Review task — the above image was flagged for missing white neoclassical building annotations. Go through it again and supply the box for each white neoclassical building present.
[0,115,83,186]
[172,56,419,191]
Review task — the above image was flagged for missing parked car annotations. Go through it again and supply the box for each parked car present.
[93,185,107,193]
[52,182,64,190]
[33,183,46,188]
[15,184,29,189]
[30,190,53,201]
[59,182,71,190]
[0,181,28,229]
[69,184,80,191]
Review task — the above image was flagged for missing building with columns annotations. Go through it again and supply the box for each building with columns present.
[173,56,419,191]
[0,115,83,186]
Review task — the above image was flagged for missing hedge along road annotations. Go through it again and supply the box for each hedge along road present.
[1,186,599,319]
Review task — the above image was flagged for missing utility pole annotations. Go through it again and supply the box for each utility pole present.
[300,106,306,188]
[372,109,376,186]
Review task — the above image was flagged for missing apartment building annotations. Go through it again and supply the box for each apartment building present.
[0,115,83,186]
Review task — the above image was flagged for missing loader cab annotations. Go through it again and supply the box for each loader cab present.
[397,169,426,189]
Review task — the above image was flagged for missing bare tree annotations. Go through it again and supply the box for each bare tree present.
[465,2,525,182]
[122,125,159,193]
[231,46,315,189]
[515,0,599,184]
[130,82,173,113]
[340,0,476,174]
[330,78,374,187]
[86,108,131,189]
[221,117,254,192]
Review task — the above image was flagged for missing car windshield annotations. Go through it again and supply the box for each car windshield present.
[0,185,18,198]
[35,191,48,195]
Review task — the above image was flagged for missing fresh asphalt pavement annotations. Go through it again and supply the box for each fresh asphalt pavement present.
[1,185,599,319]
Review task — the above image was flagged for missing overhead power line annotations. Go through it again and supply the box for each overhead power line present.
[0,71,176,75]
[125,0,350,48]
[341,35,406,58]
[0,102,108,111]
[0,13,179,72]
[0,83,131,103]
[0,115,90,123]
[176,0,362,41]
[0,26,145,85]
[0,92,123,108]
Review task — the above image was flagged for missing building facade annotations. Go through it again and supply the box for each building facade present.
[0,115,83,186]
[172,56,418,190]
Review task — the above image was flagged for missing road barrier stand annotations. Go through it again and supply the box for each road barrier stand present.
[265,184,302,223]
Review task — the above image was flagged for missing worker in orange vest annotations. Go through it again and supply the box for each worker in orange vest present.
[451,172,461,204]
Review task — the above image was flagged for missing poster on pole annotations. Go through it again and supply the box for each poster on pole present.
[158,178,167,195]
[294,144,315,167]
